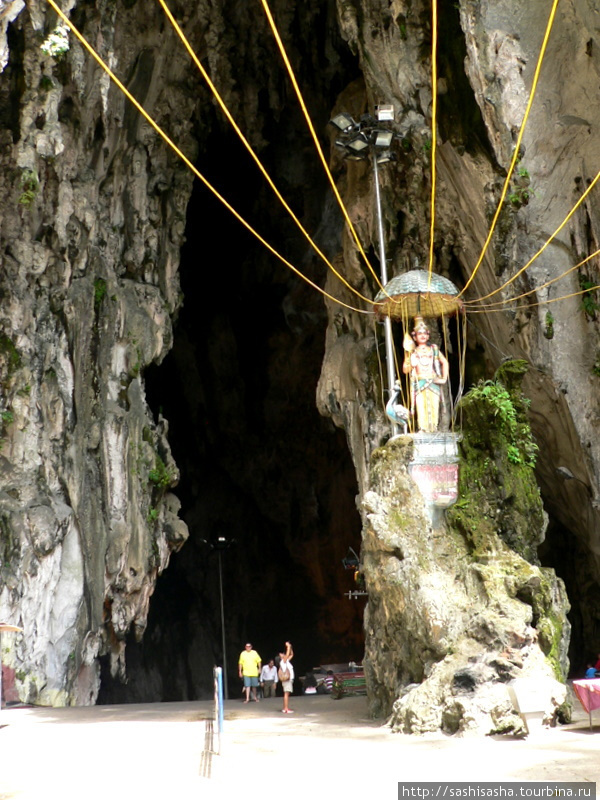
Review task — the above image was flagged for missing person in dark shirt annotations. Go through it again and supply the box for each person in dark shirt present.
[303,670,317,694]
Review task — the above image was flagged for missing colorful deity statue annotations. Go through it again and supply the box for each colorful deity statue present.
[402,316,448,433]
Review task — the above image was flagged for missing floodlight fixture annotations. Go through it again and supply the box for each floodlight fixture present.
[346,133,370,153]
[359,113,378,129]
[329,112,356,133]
[374,129,394,148]
[212,535,234,550]
[376,150,396,165]
[376,104,395,121]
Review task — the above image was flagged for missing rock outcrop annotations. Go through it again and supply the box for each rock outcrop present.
[361,364,569,734]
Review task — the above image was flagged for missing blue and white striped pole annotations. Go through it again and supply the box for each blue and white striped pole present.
[214,666,224,754]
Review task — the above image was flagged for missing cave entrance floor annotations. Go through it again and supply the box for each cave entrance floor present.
[1,694,598,798]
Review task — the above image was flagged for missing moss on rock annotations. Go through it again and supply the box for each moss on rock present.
[447,359,570,683]
[448,359,543,562]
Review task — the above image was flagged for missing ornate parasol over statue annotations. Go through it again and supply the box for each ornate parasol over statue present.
[373,269,464,321]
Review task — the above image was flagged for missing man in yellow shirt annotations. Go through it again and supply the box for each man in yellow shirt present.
[238,643,262,703]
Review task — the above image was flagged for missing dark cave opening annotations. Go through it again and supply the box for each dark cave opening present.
[98,5,365,703]
[434,0,492,159]
[539,517,598,679]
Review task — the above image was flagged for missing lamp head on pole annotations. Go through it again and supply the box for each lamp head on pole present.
[329,112,356,133]
[331,105,398,163]
[374,129,394,148]
[346,133,370,153]
[376,150,396,165]
[375,104,395,121]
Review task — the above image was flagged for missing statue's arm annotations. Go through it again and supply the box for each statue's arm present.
[436,351,449,384]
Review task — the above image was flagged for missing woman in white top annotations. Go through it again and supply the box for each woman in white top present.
[278,641,294,713]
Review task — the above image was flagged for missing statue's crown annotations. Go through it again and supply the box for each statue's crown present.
[412,315,429,333]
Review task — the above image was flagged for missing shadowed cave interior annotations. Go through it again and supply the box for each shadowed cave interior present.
[98,11,366,701]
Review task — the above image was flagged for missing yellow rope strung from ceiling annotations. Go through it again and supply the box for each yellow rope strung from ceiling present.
[459,0,561,298]
[427,0,438,286]
[44,0,370,316]
[464,248,600,310]
[157,0,378,309]
[468,280,600,313]
[468,172,600,304]
[259,0,386,294]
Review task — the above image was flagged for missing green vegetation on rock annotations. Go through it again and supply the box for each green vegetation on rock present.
[0,334,21,374]
[93,278,107,308]
[18,169,39,208]
[448,359,541,562]
[579,274,600,319]
[148,455,176,489]
[446,359,568,682]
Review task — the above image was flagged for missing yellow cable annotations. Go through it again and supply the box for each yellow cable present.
[459,0,560,298]
[45,0,370,316]
[468,280,600,313]
[465,248,600,310]
[259,0,386,294]
[391,334,402,391]
[469,171,600,304]
[427,0,438,285]
[157,0,378,309]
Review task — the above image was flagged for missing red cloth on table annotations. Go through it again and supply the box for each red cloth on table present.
[572,679,600,713]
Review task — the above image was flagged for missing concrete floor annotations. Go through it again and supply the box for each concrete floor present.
[0,694,598,800]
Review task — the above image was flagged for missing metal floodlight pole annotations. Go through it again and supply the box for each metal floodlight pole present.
[217,549,228,700]
[372,152,398,430]
[330,105,398,434]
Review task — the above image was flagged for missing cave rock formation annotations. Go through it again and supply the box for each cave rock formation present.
[0,0,599,731]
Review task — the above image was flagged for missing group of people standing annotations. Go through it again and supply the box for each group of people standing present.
[238,641,295,713]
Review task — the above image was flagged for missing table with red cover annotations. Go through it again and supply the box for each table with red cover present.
[572,678,600,729]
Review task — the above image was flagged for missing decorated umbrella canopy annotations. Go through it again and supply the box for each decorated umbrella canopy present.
[374,269,464,320]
